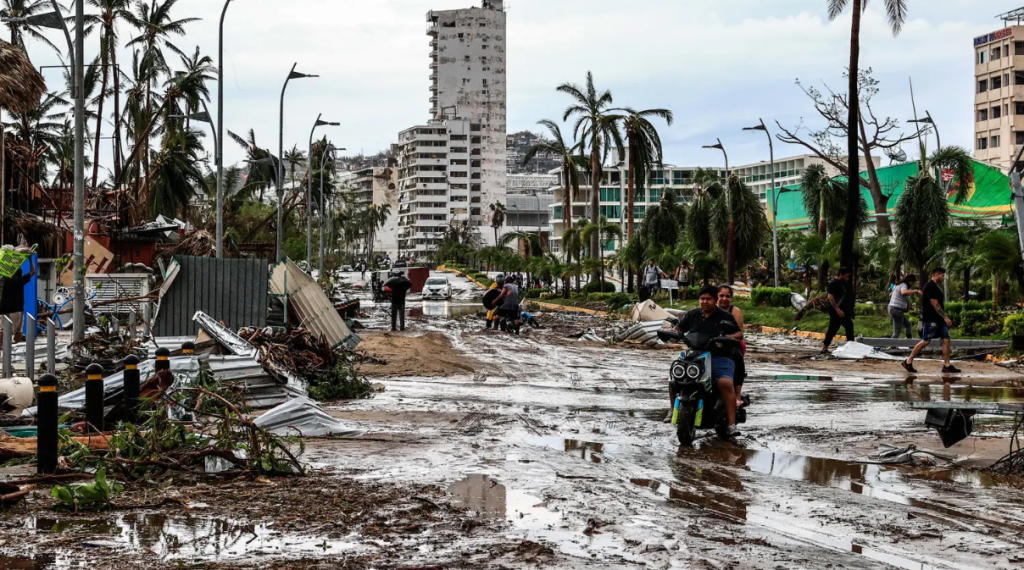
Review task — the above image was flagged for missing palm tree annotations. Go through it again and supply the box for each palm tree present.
[711,175,771,284]
[558,72,624,277]
[284,145,306,189]
[489,201,506,245]
[976,230,1024,305]
[562,223,585,293]
[148,127,207,219]
[828,0,907,270]
[523,119,583,236]
[617,107,673,239]
[229,128,278,202]
[580,215,622,288]
[85,0,135,191]
[639,188,686,250]
[1,0,61,55]
[894,146,973,280]
[927,223,987,302]
[127,0,199,177]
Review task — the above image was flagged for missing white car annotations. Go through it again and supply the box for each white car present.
[341,265,354,272]
[423,277,452,300]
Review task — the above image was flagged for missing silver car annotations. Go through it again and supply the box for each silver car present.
[423,277,452,300]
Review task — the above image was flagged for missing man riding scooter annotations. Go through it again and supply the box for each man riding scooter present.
[665,285,743,438]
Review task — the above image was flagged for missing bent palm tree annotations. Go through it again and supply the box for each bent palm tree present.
[710,176,771,283]
[558,72,624,277]
[618,107,673,239]
[523,119,583,235]
[828,0,907,270]
[1,0,61,55]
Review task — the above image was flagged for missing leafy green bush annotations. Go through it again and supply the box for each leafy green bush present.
[307,362,374,402]
[945,301,964,325]
[52,468,122,512]
[961,309,1001,337]
[752,287,792,307]
[523,288,550,299]
[606,293,632,311]
[582,280,617,294]
[1004,313,1024,338]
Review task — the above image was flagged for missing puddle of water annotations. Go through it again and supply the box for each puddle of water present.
[521,436,615,464]
[408,303,481,319]
[20,514,358,563]
[765,374,835,382]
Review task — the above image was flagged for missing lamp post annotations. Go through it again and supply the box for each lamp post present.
[308,115,339,264]
[319,144,344,275]
[216,0,235,258]
[278,63,318,262]
[743,119,779,287]
[171,107,218,156]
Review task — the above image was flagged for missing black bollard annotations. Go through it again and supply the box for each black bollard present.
[182,341,195,356]
[123,355,141,425]
[85,363,104,434]
[36,374,59,474]
[154,347,170,372]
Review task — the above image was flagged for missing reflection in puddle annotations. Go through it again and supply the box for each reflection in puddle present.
[762,379,1024,406]
[766,374,835,382]
[522,436,613,464]
[409,303,481,319]
[18,514,358,562]
[449,474,506,518]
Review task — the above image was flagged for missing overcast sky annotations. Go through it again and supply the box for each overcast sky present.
[14,0,1007,171]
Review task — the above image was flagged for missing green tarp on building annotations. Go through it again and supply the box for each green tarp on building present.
[767,161,1013,230]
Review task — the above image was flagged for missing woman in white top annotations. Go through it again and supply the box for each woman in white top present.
[888,274,921,339]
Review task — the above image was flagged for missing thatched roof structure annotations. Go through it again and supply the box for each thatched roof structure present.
[0,39,45,114]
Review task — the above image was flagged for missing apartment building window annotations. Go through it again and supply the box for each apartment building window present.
[471,208,481,216]
[976,107,986,121]
[471,160,481,168]
[992,135,1002,148]
[634,206,646,219]
[1018,102,1024,115]
[992,75,1003,89]
[471,184,481,192]
[1017,71,1024,85]
[993,46,1003,59]
[979,50,989,64]
[470,124,481,131]
[599,205,621,219]
[979,79,989,93]
[450,135,467,141]
[471,173,481,179]
[992,105,1002,119]
[978,137,988,150]
[1016,132,1024,145]
[599,188,621,202]
[649,188,662,202]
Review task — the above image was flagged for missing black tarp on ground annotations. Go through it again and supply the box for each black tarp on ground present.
[154,256,268,336]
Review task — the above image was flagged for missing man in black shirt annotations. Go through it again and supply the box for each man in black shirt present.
[903,267,959,374]
[384,272,413,331]
[668,285,743,436]
[0,257,36,342]
[822,266,855,354]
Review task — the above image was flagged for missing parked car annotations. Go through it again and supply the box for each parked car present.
[422,277,452,300]
[341,264,354,272]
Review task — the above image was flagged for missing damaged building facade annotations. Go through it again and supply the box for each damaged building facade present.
[338,165,400,256]
[394,0,507,259]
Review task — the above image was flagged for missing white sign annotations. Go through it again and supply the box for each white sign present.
[660,279,679,291]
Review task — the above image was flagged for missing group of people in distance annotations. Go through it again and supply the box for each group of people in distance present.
[640,259,693,301]
[482,273,523,334]
[821,266,960,374]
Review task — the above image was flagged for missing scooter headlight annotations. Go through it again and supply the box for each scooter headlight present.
[686,364,702,379]
[670,361,687,381]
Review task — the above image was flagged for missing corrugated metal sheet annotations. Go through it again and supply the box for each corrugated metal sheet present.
[270,259,359,349]
[207,354,292,409]
[154,256,268,337]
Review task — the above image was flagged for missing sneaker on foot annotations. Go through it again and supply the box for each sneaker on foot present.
[725,425,741,437]
[942,365,962,374]
[902,360,918,373]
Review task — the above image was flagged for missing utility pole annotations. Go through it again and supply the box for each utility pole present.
[72,0,85,341]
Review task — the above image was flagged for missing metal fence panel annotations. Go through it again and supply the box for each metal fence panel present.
[154,256,268,337]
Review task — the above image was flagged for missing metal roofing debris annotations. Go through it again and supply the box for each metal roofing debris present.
[270,259,360,349]
[192,311,260,359]
[254,396,364,437]
[207,355,296,409]
[154,256,268,337]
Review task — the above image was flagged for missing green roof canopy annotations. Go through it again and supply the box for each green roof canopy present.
[767,161,1013,230]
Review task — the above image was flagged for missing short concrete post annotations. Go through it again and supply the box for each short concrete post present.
[24,314,36,381]
[112,316,119,336]
[155,347,170,372]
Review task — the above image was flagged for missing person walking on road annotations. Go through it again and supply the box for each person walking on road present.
[384,271,413,332]
[643,259,668,299]
[675,261,692,302]
[902,268,960,374]
[822,266,855,354]
[888,274,920,339]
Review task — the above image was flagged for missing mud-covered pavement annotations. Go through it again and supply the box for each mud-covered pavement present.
[3,271,1024,569]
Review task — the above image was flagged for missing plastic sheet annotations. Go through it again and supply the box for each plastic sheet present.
[254,396,365,437]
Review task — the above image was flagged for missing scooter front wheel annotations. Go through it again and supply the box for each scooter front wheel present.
[676,403,697,446]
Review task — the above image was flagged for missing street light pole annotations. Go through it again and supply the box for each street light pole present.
[702,138,733,283]
[744,119,779,287]
[216,0,234,258]
[319,144,343,276]
[307,115,339,265]
[277,63,318,262]
[72,0,85,341]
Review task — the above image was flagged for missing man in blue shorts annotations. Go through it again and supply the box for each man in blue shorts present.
[903,267,960,374]
[669,285,743,436]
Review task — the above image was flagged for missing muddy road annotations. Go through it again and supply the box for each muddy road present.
[2,271,1023,569]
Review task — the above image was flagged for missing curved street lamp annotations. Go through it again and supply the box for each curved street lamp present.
[308,114,339,264]
[277,63,319,261]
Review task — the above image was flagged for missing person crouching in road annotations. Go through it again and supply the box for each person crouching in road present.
[718,285,746,408]
[667,285,743,438]
[482,274,505,329]
[493,277,522,334]
[384,271,413,332]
